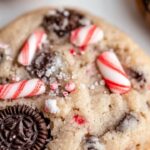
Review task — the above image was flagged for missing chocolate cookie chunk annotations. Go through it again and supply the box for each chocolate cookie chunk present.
[42,8,91,37]
[128,69,146,89]
[0,105,51,150]
[26,50,68,85]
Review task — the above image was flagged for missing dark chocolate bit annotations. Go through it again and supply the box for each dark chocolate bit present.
[0,51,4,63]
[129,69,146,82]
[128,69,146,88]
[116,113,139,132]
[143,0,150,12]
[83,135,105,150]
[42,8,91,37]
[26,49,66,84]
[0,105,52,150]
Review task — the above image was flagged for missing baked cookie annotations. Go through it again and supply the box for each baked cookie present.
[1,7,150,150]
[137,0,150,26]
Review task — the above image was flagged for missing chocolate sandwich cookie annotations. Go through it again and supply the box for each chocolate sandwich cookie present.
[0,105,51,150]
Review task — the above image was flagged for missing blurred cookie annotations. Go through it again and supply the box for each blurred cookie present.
[137,0,150,26]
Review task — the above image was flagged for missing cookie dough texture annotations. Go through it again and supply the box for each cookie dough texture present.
[0,7,150,150]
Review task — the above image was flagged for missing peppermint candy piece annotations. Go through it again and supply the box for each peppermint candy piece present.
[45,99,60,114]
[65,81,76,92]
[0,79,46,100]
[50,82,59,91]
[70,25,104,47]
[97,51,131,94]
[18,29,47,66]
[73,115,86,125]
[69,48,76,56]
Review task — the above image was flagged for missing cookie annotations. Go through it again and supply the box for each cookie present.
[0,105,51,150]
[1,7,150,150]
[137,0,150,26]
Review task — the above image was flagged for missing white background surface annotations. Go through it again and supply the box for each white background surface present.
[0,0,149,53]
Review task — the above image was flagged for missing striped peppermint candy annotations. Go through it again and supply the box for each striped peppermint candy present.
[18,29,47,66]
[97,51,131,94]
[0,79,46,100]
[70,25,104,47]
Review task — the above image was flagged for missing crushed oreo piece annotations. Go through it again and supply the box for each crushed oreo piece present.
[0,105,51,150]
[129,69,146,82]
[42,8,91,37]
[27,44,71,97]
[83,135,105,150]
[143,0,150,12]
[116,113,139,132]
[128,69,146,88]
[49,85,68,97]
[0,51,4,63]
[26,49,68,85]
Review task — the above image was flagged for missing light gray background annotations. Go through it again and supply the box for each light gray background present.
[0,0,149,52]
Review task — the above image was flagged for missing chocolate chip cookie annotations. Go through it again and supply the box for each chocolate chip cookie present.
[0,7,150,150]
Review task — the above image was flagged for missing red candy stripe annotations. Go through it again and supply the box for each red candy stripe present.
[97,51,131,94]
[82,25,97,46]
[70,25,104,47]
[0,79,46,100]
[18,29,47,66]
[12,80,28,99]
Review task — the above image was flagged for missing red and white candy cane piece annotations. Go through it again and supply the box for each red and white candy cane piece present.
[65,81,76,92]
[70,25,104,47]
[97,51,131,94]
[18,29,47,66]
[50,82,59,91]
[0,79,46,100]
[73,115,86,125]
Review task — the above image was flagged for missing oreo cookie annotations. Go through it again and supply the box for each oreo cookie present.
[0,105,51,150]
[42,8,91,37]
[26,50,65,84]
